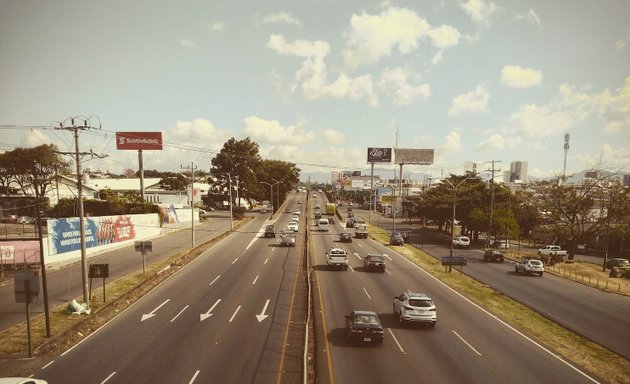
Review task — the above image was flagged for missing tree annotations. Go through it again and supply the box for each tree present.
[1,145,70,198]
[159,173,188,191]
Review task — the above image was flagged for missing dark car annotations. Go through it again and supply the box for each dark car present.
[345,310,384,345]
[483,249,504,263]
[339,232,353,243]
[606,258,630,270]
[390,232,404,246]
[264,224,276,238]
[363,254,385,272]
[346,218,355,228]
[328,217,335,224]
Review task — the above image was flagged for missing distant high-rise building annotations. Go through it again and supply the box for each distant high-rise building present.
[623,174,630,187]
[509,161,528,182]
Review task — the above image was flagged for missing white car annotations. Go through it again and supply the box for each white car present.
[287,221,299,232]
[291,215,300,223]
[393,292,437,327]
[515,258,544,276]
[452,235,470,248]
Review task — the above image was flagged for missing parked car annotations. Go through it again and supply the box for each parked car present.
[515,258,544,276]
[363,254,385,272]
[345,310,384,345]
[606,258,630,270]
[389,232,404,246]
[393,292,436,327]
[264,224,275,238]
[16,216,34,224]
[452,235,470,248]
[483,249,504,263]
[339,232,353,243]
[493,238,510,249]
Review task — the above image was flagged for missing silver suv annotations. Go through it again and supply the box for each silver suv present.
[515,258,544,276]
[392,292,436,327]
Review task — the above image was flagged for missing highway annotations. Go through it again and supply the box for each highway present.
[310,195,601,384]
[29,196,307,383]
[369,210,630,361]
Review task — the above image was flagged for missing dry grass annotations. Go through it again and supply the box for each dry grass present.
[368,224,630,384]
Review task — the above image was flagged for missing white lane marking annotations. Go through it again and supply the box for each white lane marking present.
[141,298,170,322]
[256,299,271,322]
[200,299,221,321]
[229,306,242,322]
[392,252,601,384]
[388,329,406,354]
[385,269,392,275]
[452,330,482,356]
[100,371,116,383]
[252,275,259,285]
[363,287,372,300]
[353,252,361,260]
[232,258,238,264]
[189,370,200,384]
[264,258,269,264]
[209,275,220,286]
[349,265,355,272]
[42,361,55,369]
[171,305,189,322]
[383,253,392,261]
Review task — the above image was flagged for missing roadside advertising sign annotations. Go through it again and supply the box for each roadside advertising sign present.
[394,148,434,165]
[367,147,392,163]
[116,132,163,150]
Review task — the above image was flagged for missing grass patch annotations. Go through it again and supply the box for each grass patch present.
[368,224,630,384]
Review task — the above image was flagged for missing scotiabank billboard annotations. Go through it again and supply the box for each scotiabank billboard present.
[367,147,392,163]
[116,132,163,150]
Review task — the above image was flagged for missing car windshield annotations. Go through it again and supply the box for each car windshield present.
[408,299,433,307]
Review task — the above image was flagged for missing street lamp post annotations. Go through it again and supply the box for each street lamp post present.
[272,179,280,214]
[260,181,274,217]
[443,178,473,257]
[225,174,234,229]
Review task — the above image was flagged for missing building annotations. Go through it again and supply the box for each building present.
[505,161,528,182]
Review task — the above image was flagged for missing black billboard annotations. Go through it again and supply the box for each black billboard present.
[367,147,392,163]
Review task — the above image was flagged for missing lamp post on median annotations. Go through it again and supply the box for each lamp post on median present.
[260,181,274,217]
[225,174,234,229]
[443,177,474,257]
[272,179,280,215]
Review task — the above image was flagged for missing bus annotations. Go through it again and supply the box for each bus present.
[325,203,336,215]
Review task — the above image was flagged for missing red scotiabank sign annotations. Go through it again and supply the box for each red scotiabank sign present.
[116,132,163,150]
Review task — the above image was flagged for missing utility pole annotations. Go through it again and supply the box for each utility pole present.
[485,160,502,247]
[181,162,198,248]
[56,117,103,308]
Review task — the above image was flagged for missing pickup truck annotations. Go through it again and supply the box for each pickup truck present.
[354,223,368,239]
[326,247,348,270]
[537,245,567,265]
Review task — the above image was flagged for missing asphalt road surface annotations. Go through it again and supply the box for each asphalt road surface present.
[310,197,601,384]
[359,208,630,361]
[29,195,308,383]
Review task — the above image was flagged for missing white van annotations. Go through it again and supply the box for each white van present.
[317,218,330,231]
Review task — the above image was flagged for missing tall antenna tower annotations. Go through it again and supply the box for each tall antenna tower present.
[562,133,570,184]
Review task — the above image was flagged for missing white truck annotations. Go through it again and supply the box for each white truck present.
[354,223,368,239]
[326,247,348,270]
[537,245,567,265]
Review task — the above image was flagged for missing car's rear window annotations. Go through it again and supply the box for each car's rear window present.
[355,315,379,324]
[531,260,543,266]
[367,256,383,262]
[408,299,433,307]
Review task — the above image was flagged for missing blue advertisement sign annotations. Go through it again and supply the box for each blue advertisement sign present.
[50,218,99,254]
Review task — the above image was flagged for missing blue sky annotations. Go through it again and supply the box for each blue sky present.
[1,0,629,182]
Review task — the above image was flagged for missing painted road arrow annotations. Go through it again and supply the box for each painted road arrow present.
[200,299,221,322]
[256,299,270,322]
[141,299,170,322]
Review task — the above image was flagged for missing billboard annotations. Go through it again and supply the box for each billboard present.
[116,132,163,150]
[367,147,392,163]
[394,148,434,165]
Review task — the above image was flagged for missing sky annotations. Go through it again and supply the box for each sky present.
[1,0,629,183]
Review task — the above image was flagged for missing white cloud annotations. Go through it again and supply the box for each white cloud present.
[461,0,497,25]
[501,65,543,88]
[171,119,229,141]
[377,67,431,105]
[263,12,301,26]
[514,9,542,27]
[322,129,345,144]
[268,34,330,58]
[508,104,574,139]
[441,131,463,157]
[432,51,443,65]
[243,116,315,145]
[476,133,505,152]
[180,38,196,47]
[342,6,431,69]
[615,35,630,51]
[208,22,224,31]
[449,85,490,115]
[428,25,461,48]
